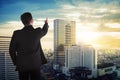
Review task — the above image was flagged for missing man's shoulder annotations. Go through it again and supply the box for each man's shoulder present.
[14,30,21,33]
[13,29,22,35]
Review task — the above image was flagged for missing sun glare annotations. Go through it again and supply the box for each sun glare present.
[77,31,99,45]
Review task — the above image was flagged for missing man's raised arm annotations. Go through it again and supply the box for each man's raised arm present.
[41,18,49,37]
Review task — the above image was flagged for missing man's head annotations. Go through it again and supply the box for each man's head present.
[21,12,33,26]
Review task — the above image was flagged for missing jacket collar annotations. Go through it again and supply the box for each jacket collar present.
[23,25,34,30]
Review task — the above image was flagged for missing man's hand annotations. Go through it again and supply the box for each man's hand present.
[45,18,48,24]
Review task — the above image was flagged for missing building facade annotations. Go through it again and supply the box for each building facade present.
[0,52,5,80]
[0,36,19,80]
[54,19,76,65]
[65,45,98,78]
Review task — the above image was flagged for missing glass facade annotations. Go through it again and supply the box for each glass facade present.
[54,19,76,65]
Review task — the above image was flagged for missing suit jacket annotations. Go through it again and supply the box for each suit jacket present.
[9,23,49,72]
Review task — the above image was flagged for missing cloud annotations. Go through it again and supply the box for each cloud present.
[96,23,120,32]
[0,17,54,36]
[0,21,22,29]
[93,35,120,48]
[1,0,120,24]
[105,23,120,28]
[102,13,120,22]
[54,0,120,23]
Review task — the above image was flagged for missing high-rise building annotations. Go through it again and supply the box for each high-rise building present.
[54,19,76,65]
[0,36,19,80]
[65,45,97,78]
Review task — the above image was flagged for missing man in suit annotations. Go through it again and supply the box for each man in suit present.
[9,12,49,80]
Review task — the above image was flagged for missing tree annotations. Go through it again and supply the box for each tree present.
[57,44,64,51]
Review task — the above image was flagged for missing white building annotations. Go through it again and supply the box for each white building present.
[83,45,98,78]
[0,36,19,80]
[65,45,83,69]
[54,19,76,65]
[65,45,98,78]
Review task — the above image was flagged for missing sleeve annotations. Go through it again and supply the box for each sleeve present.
[9,31,17,65]
[36,23,49,37]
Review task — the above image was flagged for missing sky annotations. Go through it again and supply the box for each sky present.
[0,0,120,50]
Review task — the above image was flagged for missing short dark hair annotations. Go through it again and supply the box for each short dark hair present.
[20,12,32,25]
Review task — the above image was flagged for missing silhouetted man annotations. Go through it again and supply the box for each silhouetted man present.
[9,12,49,80]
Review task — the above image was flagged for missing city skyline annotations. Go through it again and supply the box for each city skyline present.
[0,0,120,50]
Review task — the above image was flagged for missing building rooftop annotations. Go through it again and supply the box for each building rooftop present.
[98,63,115,69]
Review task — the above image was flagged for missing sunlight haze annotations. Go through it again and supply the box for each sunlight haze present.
[0,0,120,50]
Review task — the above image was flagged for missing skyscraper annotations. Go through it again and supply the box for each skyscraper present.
[54,19,76,65]
[0,36,19,80]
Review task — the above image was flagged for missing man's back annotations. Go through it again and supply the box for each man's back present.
[15,26,42,55]
[9,24,48,71]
